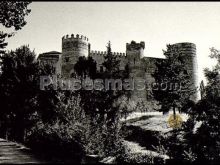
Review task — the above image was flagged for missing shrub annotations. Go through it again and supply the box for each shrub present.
[25,91,86,163]
[116,142,165,164]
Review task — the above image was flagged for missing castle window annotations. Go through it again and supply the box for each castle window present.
[134,58,136,65]
[65,57,69,62]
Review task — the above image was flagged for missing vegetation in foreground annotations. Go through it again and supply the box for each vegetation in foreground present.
[1,1,220,164]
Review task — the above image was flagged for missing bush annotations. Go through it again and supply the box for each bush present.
[25,91,87,163]
[84,115,124,158]
[116,142,165,164]
[26,120,86,163]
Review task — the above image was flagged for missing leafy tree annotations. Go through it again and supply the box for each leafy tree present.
[0,45,40,142]
[152,44,196,117]
[182,47,220,163]
[0,45,86,162]
[103,41,120,76]
[74,56,97,79]
[166,47,220,164]
[0,1,31,30]
[75,41,129,118]
[27,91,86,163]
[0,32,8,55]
[0,1,31,56]
[74,41,130,157]
[0,44,58,142]
[99,41,129,122]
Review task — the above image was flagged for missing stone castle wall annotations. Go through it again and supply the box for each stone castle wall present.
[39,34,199,103]
[89,51,126,71]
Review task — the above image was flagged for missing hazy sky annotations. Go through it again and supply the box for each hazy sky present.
[5,2,220,83]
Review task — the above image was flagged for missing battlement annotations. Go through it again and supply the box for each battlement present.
[166,42,196,56]
[126,41,145,51]
[62,34,89,41]
[90,50,126,57]
[173,42,196,48]
[90,50,107,55]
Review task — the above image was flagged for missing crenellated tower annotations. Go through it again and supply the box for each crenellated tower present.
[126,41,146,101]
[126,41,145,68]
[61,34,89,78]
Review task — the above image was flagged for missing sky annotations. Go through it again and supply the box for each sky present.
[4,2,220,84]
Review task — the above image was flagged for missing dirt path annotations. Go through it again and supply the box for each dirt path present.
[0,138,48,164]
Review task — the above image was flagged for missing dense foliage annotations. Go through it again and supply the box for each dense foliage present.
[74,41,130,158]
[166,47,220,164]
[152,44,196,116]
[0,1,31,56]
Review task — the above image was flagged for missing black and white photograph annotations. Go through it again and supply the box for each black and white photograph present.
[0,1,220,164]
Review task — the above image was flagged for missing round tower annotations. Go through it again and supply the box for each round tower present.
[61,34,89,78]
[173,42,199,102]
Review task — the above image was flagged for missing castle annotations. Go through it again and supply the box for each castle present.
[38,34,199,102]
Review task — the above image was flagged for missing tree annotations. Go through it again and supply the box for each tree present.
[0,32,8,55]
[103,41,120,76]
[0,45,40,142]
[27,90,86,163]
[166,47,220,164]
[0,45,86,163]
[152,44,196,118]
[75,41,128,119]
[100,41,129,156]
[182,47,220,163]
[74,41,130,157]
[0,1,31,30]
[0,1,31,56]
[74,56,97,79]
